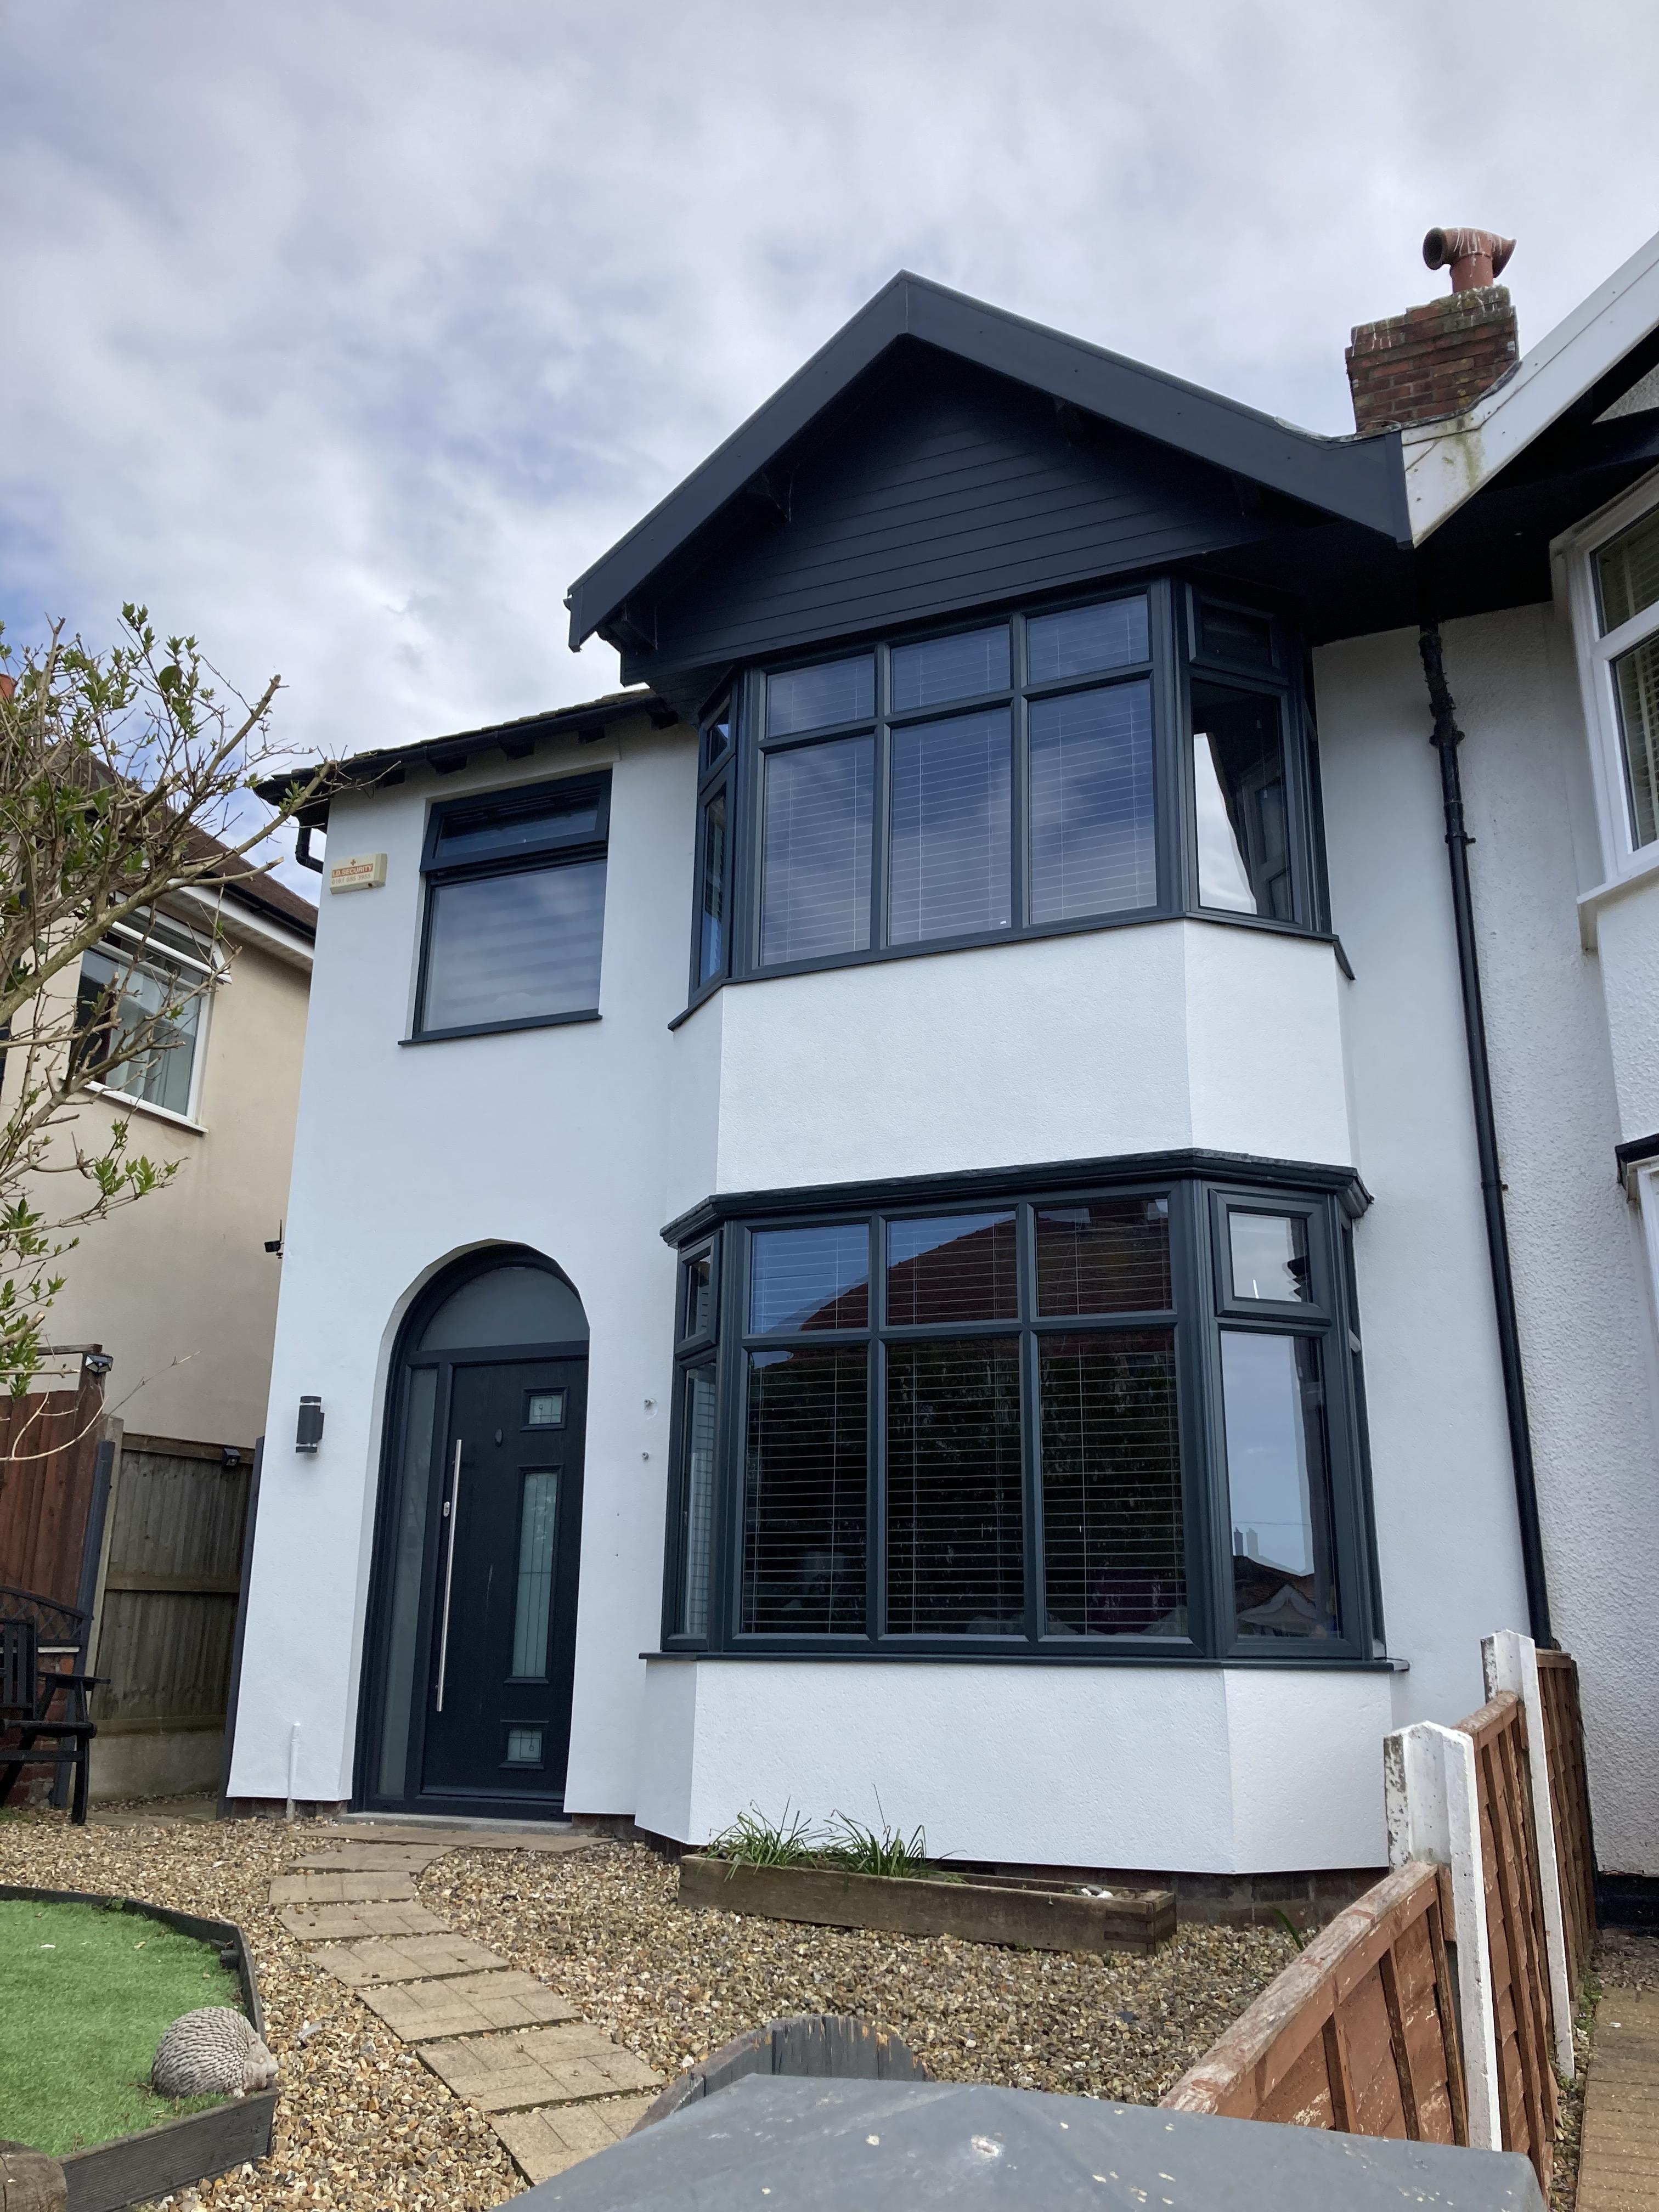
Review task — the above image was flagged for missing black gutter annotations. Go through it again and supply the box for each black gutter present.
[1417,622,1553,1646]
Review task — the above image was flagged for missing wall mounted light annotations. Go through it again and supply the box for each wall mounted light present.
[296,1396,325,1454]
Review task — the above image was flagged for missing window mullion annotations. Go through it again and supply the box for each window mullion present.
[1018,1200,1042,1643]
[1011,619,1030,934]
[872,645,891,953]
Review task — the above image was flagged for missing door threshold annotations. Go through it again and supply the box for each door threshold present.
[340,1809,575,1836]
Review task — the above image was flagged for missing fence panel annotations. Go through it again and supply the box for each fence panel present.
[0,1372,107,1603]
[1456,1690,1558,2187]
[1160,1861,1466,2143]
[94,1439,251,1737]
[1534,1650,1595,2001]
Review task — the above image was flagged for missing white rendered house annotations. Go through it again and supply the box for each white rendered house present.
[230,234,1659,1904]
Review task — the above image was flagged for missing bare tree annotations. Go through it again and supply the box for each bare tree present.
[0,605,329,1398]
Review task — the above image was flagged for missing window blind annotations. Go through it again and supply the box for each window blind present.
[678,1368,716,1638]
[743,1345,867,1633]
[1040,1332,1183,1637]
[760,736,873,963]
[1035,1199,1171,1315]
[885,1338,1023,1634]
[1613,634,1659,847]
[885,1212,1018,1325]
[1029,681,1156,922]
[422,858,606,1030]
[888,709,1011,943]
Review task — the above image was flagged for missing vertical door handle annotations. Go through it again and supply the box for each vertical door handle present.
[435,1438,462,1713]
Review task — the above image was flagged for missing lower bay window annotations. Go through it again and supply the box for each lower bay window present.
[664,1162,1376,1662]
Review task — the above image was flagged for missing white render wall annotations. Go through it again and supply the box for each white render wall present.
[1315,608,1659,1876]
[635,1658,1396,1874]
[234,600,1656,1877]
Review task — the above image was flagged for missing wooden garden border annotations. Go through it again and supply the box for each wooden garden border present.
[677,1855,1175,1954]
[1160,1859,1467,2140]
[0,1886,275,2212]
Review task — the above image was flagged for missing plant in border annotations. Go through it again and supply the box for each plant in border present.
[0,610,330,1398]
[821,1808,935,1880]
[707,1803,825,1869]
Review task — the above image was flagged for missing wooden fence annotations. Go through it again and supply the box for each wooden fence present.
[1455,1690,1558,2180]
[0,1366,109,1604]
[1535,1650,1595,2000]
[1164,1637,1595,2196]
[88,1434,252,1796]
[1161,1860,1467,2143]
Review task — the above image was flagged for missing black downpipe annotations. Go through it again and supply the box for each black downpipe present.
[1418,623,1554,1647]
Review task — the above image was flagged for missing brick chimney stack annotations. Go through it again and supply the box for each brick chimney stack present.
[1345,227,1519,435]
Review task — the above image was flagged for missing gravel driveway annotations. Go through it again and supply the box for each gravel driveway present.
[0,1807,1294,2210]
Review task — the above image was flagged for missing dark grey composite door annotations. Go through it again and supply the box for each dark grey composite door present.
[420,1356,586,1804]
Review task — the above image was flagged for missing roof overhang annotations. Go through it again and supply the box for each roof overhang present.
[1403,226,1659,545]
[256,689,678,831]
[566,272,1410,653]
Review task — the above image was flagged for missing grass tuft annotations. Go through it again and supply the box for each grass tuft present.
[0,1899,243,2154]
[707,1803,825,1867]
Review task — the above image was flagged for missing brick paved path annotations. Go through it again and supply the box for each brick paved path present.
[271,1825,660,2185]
[1577,1985,1659,2212]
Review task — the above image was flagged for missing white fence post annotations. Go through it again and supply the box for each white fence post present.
[1383,1720,1502,2149]
[1483,1629,1576,2076]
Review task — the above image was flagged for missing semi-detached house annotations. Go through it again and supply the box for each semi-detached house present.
[232,229,1659,1905]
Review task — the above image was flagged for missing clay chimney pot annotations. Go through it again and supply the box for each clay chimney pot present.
[1423,227,1516,294]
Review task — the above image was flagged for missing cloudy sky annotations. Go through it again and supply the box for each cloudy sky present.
[4,0,1657,855]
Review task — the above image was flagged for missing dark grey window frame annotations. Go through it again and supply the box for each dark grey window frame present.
[680,578,1329,1014]
[660,1154,1381,1668]
[411,770,612,1045]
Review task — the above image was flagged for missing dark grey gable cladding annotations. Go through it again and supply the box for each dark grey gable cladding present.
[641,351,1279,679]
[566,270,1410,658]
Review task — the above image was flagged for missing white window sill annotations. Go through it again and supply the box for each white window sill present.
[85,1081,206,1136]
[1578,845,1659,949]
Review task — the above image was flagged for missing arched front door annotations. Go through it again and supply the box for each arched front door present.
[359,1250,589,1818]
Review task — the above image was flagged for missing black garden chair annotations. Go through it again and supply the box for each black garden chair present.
[0,1585,100,1825]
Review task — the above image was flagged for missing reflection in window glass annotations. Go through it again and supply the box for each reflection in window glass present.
[1229,1212,1310,1302]
[1221,1332,1339,1639]
[1192,683,1291,919]
[888,709,1011,943]
[760,736,873,963]
[432,781,603,866]
[886,1214,1017,1325]
[422,859,606,1030]
[511,1471,559,1677]
[1596,505,1659,633]
[76,945,203,1117]
[702,703,732,773]
[1029,681,1156,921]
[766,656,875,737]
[684,1252,713,1340]
[887,1338,1023,1634]
[1035,1199,1171,1315]
[1612,634,1659,849]
[1198,602,1276,670]
[377,1366,437,1796]
[743,1345,867,1631]
[891,626,1010,713]
[1027,597,1149,685]
[697,788,729,983]
[678,1368,716,1637]
[751,1223,869,1333]
[1040,1331,1184,1637]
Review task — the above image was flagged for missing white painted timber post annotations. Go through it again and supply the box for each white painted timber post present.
[1383,1720,1502,2148]
[1483,1629,1576,2076]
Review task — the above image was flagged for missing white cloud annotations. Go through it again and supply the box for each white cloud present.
[2,0,1656,823]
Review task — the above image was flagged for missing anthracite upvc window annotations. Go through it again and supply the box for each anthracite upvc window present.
[663,1167,1378,1662]
[686,582,1326,1001]
[415,771,611,1041]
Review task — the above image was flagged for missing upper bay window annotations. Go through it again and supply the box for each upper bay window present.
[687,581,1327,1000]
[663,1167,1377,1663]
[415,772,610,1042]
[1570,490,1659,867]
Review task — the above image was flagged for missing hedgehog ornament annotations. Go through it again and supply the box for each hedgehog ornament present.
[152,2008,278,2098]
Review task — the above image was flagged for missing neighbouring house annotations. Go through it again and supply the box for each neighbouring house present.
[229,226,1658,1907]
[0,842,315,1800]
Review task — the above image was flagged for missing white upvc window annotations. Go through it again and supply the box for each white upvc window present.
[1565,472,1659,882]
[75,908,218,1126]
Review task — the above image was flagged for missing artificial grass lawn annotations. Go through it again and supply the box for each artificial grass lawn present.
[0,1899,242,2155]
